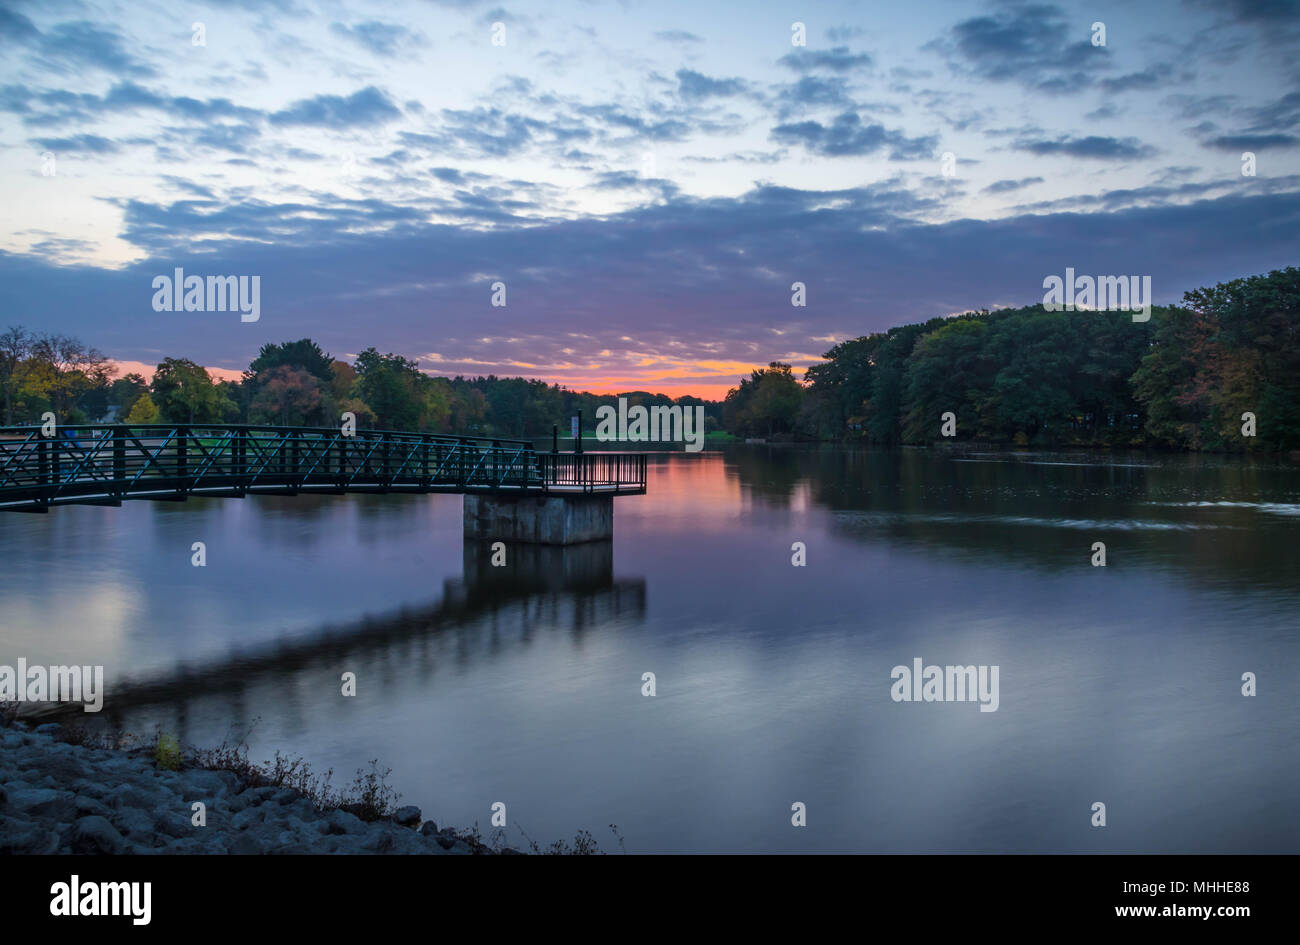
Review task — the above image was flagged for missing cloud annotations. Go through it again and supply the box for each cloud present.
[1013,135,1156,159]
[930,4,1106,93]
[330,21,425,56]
[0,8,39,41]
[654,30,702,44]
[778,46,873,73]
[5,186,1299,392]
[1204,133,1298,150]
[1099,64,1178,93]
[29,133,120,154]
[676,69,747,100]
[771,112,937,159]
[29,21,157,79]
[269,87,402,128]
[983,177,1044,194]
[772,76,852,117]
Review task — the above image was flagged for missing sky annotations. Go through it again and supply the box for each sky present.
[1,0,1298,399]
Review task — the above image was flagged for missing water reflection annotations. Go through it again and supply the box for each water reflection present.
[68,540,645,746]
[4,447,1298,852]
[723,445,1300,593]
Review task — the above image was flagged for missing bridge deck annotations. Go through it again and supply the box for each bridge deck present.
[0,424,646,512]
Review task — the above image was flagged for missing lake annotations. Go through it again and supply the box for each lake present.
[4,445,1297,853]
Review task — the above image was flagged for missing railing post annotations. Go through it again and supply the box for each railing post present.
[421,435,430,489]
[491,440,499,487]
[337,434,346,487]
[177,426,188,493]
[113,426,125,495]
[290,430,300,488]
[37,434,49,497]
[458,438,466,487]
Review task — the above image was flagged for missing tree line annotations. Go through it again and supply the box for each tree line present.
[723,266,1300,451]
[8,265,1294,450]
[0,334,721,439]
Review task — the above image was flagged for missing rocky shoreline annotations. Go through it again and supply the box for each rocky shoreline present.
[0,722,511,855]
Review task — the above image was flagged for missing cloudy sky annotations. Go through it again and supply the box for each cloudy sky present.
[1,0,1298,397]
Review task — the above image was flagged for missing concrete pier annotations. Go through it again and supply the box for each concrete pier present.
[463,493,614,545]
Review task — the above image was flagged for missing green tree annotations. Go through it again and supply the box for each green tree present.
[151,358,234,424]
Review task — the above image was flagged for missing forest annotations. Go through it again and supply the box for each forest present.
[4,266,1295,451]
[723,266,1300,452]
[0,333,720,440]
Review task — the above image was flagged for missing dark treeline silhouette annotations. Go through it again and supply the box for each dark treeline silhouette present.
[7,266,1294,450]
[726,266,1300,451]
[0,333,721,439]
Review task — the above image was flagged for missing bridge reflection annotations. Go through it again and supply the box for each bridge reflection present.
[39,541,646,739]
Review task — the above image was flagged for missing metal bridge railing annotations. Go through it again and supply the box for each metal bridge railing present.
[0,424,646,511]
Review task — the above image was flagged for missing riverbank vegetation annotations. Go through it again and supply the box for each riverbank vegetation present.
[726,266,1300,451]
[4,266,1294,451]
[0,331,721,440]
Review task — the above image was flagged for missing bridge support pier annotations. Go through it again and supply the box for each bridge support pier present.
[463,493,613,545]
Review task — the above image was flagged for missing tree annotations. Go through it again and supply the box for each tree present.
[354,348,425,430]
[109,373,150,417]
[250,365,326,426]
[0,326,33,425]
[723,362,805,437]
[28,333,113,421]
[125,394,160,423]
[151,358,234,424]
[247,339,334,385]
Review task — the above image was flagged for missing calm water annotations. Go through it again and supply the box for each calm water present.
[4,446,1298,853]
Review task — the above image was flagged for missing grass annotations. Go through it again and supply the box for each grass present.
[4,712,623,853]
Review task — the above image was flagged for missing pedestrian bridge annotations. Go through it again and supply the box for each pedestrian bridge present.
[0,424,647,543]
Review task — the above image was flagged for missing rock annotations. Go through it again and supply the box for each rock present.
[230,832,265,855]
[73,795,112,818]
[229,785,277,812]
[154,811,192,839]
[111,807,155,839]
[8,787,76,820]
[325,809,366,836]
[435,833,457,850]
[419,820,440,837]
[181,768,238,799]
[392,805,421,827]
[34,723,61,735]
[231,806,267,830]
[0,815,46,853]
[68,815,126,854]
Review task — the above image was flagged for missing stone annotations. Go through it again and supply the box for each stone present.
[391,805,421,826]
[419,820,440,837]
[325,808,366,835]
[68,815,126,854]
[230,832,265,855]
